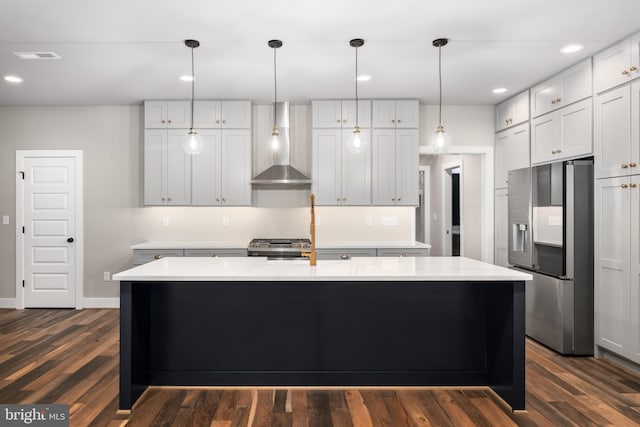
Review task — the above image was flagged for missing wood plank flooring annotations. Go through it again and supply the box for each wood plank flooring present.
[2,308,640,426]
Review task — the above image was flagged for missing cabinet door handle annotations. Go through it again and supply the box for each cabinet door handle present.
[391,119,395,123]
[216,198,220,202]
[556,98,561,103]
[211,254,219,257]
[337,119,341,123]
[154,254,163,259]
[167,197,172,202]
[337,198,341,202]
[397,119,401,123]
[551,99,556,104]
[622,69,630,75]
[222,120,226,124]
[630,162,637,167]
[216,120,220,124]
[622,184,628,188]
[222,198,226,202]
[556,149,561,153]
[631,66,638,72]
[622,164,629,168]
[397,198,401,201]
[161,120,166,123]
[631,183,637,188]
[552,150,557,154]
[343,119,347,123]
[400,253,407,257]
[161,197,165,201]
[340,254,350,260]
[505,119,509,125]
[342,198,347,202]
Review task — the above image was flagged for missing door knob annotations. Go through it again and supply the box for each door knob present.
[67,237,74,243]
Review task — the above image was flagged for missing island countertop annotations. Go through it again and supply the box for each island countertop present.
[113,256,531,282]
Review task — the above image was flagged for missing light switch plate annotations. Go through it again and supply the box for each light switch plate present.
[365,216,373,226]
[2,215,8,225]
[162,216,170,226]
[223,217,229,226]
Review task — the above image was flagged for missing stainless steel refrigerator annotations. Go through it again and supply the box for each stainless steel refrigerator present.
[508,159,593,355]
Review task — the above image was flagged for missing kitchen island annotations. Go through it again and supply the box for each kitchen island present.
[113,257,531,412]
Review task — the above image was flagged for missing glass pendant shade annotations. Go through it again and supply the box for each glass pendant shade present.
[182,129,204,154]
[271,127,280,151]
[429,124,451,153]
[347,126,368,154]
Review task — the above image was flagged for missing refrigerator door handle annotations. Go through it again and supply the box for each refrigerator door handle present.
[565,162,575,280]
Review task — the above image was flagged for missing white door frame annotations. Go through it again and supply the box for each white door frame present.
[442,160,463,256]
[419,165,431,245]
[16,150,84,309]
[420,145,494,262]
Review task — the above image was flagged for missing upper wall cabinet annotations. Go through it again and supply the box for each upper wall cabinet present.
[312,100,371,128]
[530,58,592,119]
[371,129,419,206]
[372,100,419,128]
[144,101,191,129]
[193,100,251,129]
[531,98,592,165]
[494,123,530,189]
[495,91,529,132]
[594,82,640,179]
[144,129,192,205]
[594,32,640,94]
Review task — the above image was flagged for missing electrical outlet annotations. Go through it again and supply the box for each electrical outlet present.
[315,215,320,226]
[162,216,170,226]
[2,215,8,225]
[222,217,229,226]
[365,216,373,226]
[103,272,111,281]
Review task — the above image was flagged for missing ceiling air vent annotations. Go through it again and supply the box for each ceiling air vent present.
[13,52,61,60]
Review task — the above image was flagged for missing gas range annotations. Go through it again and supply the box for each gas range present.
[247,238,311,259]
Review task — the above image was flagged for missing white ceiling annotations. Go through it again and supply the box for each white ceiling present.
[1,0,639,107]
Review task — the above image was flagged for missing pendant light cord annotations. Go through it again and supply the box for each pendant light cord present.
[355,45,359,127]
[438,44,442,126]
[273,46,278,129]
[190,45,195,130]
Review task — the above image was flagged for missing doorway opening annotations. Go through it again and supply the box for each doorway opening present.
[442,161,463,257]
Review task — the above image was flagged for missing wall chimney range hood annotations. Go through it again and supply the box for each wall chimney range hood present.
[251,102,311,185]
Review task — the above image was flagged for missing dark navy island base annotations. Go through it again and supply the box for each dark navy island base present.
[120,280,525,411]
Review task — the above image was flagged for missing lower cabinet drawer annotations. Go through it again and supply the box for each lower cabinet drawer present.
[184,248,248,257]
[133,249,184,265]
[317,249,377,260]
[377,248,429,257]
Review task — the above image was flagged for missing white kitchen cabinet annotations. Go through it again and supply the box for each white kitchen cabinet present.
[193,100,251,129]
[144,129,191,205]
[372,100,419,128]
[494,123,530,189]
[191,129,251,206]
[595,85,633,179]
[376,248,429,257]
[494,189,509,268]
[316,248,377,260]
[312,100,371,128]
[372,129,419,205]
[531,98,592,165]
[133,249,184,265]
[495,90,529,132]
[595,176,639,361]
[184,248,248,257]
[312,128,371,205]
[530,58,592,118]
[144,101,191,128]
[594,32,640,94]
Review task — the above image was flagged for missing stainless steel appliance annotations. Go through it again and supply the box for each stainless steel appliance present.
[508,159,593,355]
[248,238,311,259]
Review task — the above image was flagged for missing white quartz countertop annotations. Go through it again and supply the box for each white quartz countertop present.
[130,241,430,250]
[113,256,531,282]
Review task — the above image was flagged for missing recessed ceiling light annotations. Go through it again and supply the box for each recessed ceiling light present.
[180,75,194,82]
[561,44,584,54]
[13,51,61,60]
[492,88,507,94]
[357,75,371,82]
[4,75,23,83]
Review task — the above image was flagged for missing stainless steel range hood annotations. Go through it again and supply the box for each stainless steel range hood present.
[251,102,311,185]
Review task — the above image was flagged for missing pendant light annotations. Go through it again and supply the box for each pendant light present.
[269,39,282,151]
[429,38,452,153]
[182,39,204,155]
[348,38,367,154]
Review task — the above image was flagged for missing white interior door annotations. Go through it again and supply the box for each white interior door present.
[17,151,82,308]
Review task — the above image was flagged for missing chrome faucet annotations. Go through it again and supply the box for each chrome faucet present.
[301,193,317,266]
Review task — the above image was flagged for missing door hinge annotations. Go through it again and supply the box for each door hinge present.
[19,171,24,180]
[22,226,25,234]
[22,280,25,288]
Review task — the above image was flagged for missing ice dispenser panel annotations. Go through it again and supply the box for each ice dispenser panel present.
[512,223,528,252]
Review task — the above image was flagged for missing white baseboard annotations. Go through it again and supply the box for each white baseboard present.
[0,298,16,308]
[80,297,120,309]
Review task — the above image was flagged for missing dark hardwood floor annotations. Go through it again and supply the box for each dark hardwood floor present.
[1,308,640,426]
